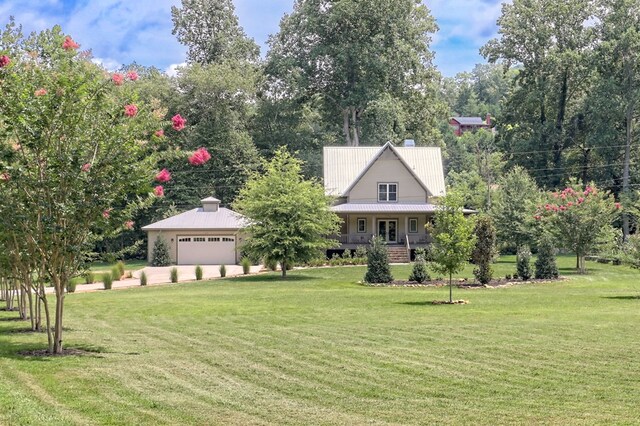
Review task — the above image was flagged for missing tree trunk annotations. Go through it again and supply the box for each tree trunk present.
[351,107,360,147]
[343,109,352,146]
[622,104,633,240]
[449,272,453,303]
[281,261,287,277]
[52,275,65,354]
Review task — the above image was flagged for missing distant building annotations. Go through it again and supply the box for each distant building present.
[449,114,492,136]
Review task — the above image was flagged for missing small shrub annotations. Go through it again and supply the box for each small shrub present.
[151,236,172,267]
[125,270,133,279]
[505,274,512,280]
[116,261,125,278]
[264,258,278,271]
[535,236,559,279]
[111,266,121,281]
[102,273,113,290]
[516,245,533,281]
[513,271,519,279]
[195,265,203,281]
[355,245,368,258]
[364,236,393,283]
[409,249,430,283]
[140,271,147,286]
[84,271,95,284]
[219,264,226,277]
[170,267,178,283]
[329,252,342,266]
[471,216,497,284]
[66,281,77,293]
[241,257,251,275]
[342,249,352,259]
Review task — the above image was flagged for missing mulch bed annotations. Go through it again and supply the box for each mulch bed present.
[364,277,564,288]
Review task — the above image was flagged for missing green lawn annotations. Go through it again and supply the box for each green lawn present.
[1,256,639,425]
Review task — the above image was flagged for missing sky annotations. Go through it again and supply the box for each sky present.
[0,0,506,77]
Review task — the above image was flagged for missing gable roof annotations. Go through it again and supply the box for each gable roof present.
[450,116,488,126]
[323,142,446,197]
[141,207,245,231]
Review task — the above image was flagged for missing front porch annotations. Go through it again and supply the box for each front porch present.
[334,213,434,250]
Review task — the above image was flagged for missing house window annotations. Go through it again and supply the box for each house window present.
[409,218,418,233]
[378,183,397,202]
[357,218,367,233]
[222,237,234,242]
[193,237,206,242]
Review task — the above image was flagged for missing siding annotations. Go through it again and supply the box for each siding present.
[348,149,427,203]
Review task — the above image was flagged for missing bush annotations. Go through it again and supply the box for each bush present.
[516,245,533,281]
[219,264,226,277]
[102,273,113,290]
[505,274,512,280]
[264,258,278,271]
[140,271,147,286]
[471,216,497,284]
[535,236,559,279]
[111,266,121,281]
[409,248,430,283]
[116,261,125,278]
[84,271,95,284]
[355,245,368,258]
[195,265,203,281]
[151,236,172,267]
[329,252,342,266]
[170,267,178,283]
[364,236,393,283]
[241,257,251,274]
[66,281,77,293]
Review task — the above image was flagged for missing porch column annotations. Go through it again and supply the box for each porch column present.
[372,215,376,240]
[404,216,409,243]
[346,214,350,244]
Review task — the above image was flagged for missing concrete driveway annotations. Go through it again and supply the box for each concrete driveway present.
[45,264,263,294]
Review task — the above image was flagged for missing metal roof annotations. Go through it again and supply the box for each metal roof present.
[450,116,487,126]
[331,203,438,213]
[141,207,246,231]
[323,143,446,197]
[331,203,477,214]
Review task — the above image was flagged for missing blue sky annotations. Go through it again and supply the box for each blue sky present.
[0,0,506,77]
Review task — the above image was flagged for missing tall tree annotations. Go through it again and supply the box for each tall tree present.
[233,148,341,277]
[266,0,444,146]
[171,0,259,64]
[595,0,640,238]
[482,0,595,187]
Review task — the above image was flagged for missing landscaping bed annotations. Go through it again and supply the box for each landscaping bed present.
[364,277,564,288]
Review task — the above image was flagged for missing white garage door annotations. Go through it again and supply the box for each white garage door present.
[177,236,236,265]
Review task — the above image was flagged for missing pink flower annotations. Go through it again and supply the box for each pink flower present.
[34,88,47,96]
[577,197,585,204]
[62,36,80,50]
[567,202,573,207]
[81,163,91,172]
[0,55,10,67]
[534,215,541,221]
[124,104,138,117]
[544,204,551,211]
[126,71,139,81]
[560,205,567,211]
[112,73,124,86]
[124,220,135,230]
[172,114,186,131]
[615,202,622,210]
[154,185,165,197]
[188,147,211,166]
[0,172,10,182]
[155,168,171,183]
[102,208,112,219]
[154,129,165,138]
[552,192,559,199]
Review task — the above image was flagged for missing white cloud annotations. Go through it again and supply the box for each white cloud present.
[91,57,121,72]
[165,62,186,77]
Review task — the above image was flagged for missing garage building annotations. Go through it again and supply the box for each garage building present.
[142,197,246,265]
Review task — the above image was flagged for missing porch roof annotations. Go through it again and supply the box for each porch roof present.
[331,203,438,213]
[330,203,477,214]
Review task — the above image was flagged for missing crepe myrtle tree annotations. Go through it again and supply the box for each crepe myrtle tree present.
[533,181,621,274]
[0,23,193,353]
[233,147,341,277]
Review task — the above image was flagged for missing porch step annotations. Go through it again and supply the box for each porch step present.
[387,247,409,263]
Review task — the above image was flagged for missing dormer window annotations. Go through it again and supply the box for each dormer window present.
[378,183,397,202]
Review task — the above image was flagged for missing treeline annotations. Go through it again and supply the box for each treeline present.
[106,0,640,257]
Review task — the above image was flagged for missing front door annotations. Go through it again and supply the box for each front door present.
[377,220,397,243]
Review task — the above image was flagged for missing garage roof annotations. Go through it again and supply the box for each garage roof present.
[141,207,246,231]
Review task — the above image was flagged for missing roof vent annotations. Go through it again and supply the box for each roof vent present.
[404,139,415,147]
[201,196,220,212]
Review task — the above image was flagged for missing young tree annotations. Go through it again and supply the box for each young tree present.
[516,245,533,280]
[471,215,497,284]
[0,24,165,353]
[534,182,621,273]
[151,236,173,267]
[364,236,393,284]
[429,192,477,303]
[535,235,559,279]
[233,148,341,277]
